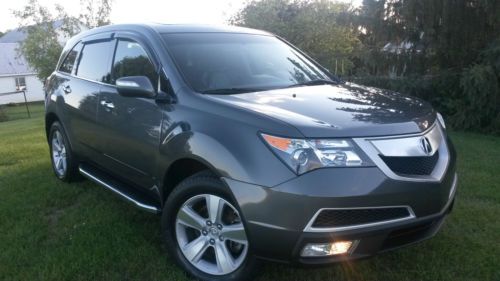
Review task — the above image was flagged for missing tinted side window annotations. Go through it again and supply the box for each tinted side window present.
[112,40,157,87]
[76,41,113,83]
[59,43,82,74]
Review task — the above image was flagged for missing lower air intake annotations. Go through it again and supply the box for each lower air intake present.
[312,207,412,228]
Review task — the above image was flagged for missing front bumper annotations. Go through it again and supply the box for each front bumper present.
[296,190,455,265]
[223,146,457,264]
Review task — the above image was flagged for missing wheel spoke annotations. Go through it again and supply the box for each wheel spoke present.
[221,223,247,245]
[56,131,63,147]
[52,141,61,152]
[182,236,209,263]
[177,205,206,231]
[56,157,62,170]
[215,242,236,274]
[206,194,224,223]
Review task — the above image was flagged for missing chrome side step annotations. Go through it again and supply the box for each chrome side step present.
[79,165,160,213]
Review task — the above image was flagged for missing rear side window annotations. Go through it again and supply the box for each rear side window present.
[112,40,157,87]
[76,41,113,83]
[59,43,82,74]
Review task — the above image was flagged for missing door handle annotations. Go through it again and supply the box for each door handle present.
[100,100,115,109]
[63,85,71,94]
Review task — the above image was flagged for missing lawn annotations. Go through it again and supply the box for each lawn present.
[0,103,499,281]
[0,102,45,122]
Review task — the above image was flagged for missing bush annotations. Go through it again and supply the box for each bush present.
[349,69,500,135]
[457,64,500,133]
[0,107,8,122]
[349,38,500,135]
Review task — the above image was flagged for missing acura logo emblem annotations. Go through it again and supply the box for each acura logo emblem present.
[420,137,433,155]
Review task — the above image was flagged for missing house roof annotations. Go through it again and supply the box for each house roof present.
[0,20,71,76]
[0,43,34,76]
[0,19,64,43]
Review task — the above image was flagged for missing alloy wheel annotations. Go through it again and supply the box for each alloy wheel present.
[175,194,248,275]
[51,130,67,177]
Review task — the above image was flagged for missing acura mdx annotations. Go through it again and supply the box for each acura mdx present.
[45,24,457,281]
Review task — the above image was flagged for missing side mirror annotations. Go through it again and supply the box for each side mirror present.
[116,76,156,98]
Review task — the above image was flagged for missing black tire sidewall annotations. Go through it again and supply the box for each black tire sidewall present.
[161,172,259,281]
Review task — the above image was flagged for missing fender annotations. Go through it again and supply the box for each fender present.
[158,124,296,189]
[45,83,73,149]
[159,129,249,182]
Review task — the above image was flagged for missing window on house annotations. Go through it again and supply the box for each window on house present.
[15,77,26,91]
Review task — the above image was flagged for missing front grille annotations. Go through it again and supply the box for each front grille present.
[312,207,411,228]
[380,151,439,176]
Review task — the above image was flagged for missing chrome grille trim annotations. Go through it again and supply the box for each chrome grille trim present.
[303,206,416,233]
[354,122,450,182]
[370,124,441,157]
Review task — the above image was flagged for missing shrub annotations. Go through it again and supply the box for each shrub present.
[0,107,8,122]
[457,64,500,133]
[349,69,499,135]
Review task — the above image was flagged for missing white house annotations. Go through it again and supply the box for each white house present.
[0,20,87,104]
[0,42,45,104]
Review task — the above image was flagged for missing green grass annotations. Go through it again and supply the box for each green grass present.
[0,102,45,122]
[0,106,499,281]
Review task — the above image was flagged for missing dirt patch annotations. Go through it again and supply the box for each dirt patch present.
[46,199,82,230]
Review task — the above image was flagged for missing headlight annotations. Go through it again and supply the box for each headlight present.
[436,112,446,129]
[261,133,374,175]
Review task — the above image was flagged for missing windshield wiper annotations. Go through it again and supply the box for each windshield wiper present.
[201,79,338,94]
[201,87,266,95]
[287,79,338,88]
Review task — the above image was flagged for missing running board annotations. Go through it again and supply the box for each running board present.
[79,164,161,214]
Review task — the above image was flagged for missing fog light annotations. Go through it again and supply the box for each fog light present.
[301,241,355,257]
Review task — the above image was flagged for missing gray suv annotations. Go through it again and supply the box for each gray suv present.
[45,24,457,281]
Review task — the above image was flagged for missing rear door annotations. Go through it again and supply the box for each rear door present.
[59,36,114,161]
[96,34,163,189]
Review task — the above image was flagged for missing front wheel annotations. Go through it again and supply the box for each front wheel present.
[162,172,260,281]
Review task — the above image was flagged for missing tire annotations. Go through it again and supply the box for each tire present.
[48,121,80,182]
[162,171,260,281]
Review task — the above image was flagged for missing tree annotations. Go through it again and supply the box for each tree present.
[0,31,4,38]
[353,0,500,133]
[12,0,113,81]
[79,0,113,28]
[355,0,500,76]
[231,0,362,76]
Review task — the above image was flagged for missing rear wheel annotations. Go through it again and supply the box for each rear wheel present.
[49,122,79,182]
[162,172,259,281]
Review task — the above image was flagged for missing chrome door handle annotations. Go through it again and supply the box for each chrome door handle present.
[63,85,71,94]
[100,100,115,109]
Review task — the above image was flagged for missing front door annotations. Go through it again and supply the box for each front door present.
[96,38,163,189]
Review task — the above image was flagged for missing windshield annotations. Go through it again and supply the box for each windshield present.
[162,33,335,93]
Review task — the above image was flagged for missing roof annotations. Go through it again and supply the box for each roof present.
[63,23,272,54]
[0,19,65,43]
[0,43,34,76]
[73,23,271,40]
[147,23,271,35]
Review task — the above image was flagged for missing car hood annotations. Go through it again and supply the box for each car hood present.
[207,83,436,138]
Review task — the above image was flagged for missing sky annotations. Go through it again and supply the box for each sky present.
[0,0,362,33]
